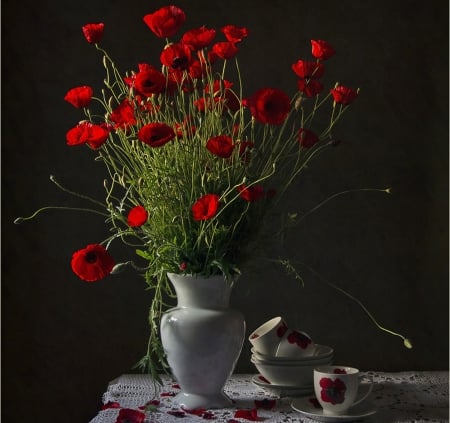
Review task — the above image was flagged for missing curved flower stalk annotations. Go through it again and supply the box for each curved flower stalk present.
[15,5,411,377]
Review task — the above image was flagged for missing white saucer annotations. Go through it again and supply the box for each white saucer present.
[251,374,314,397]
[291,396,377,422]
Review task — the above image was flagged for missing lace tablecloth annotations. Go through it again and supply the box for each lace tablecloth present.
[89,371,449,423]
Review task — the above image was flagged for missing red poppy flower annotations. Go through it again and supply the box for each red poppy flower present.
[160,43,193,70]
[297,127,319,148]
[206,135,235,158]
[143,5,186,38]
[311,39,335,60]
[297,79,323,97]
[82,23,104,44]
[193,96,223,112]
[330,85,358,105]
[205,79,234,95]
[234,408,262,421]
[181,26,216,50]
[138,123,175,148]
[110,99,136,129]
[133,67,167,97]
[238,184,265,202]
[188,60,208,79]
[192,194,220,221]
[211,42,239,59]
[115,408,146,423]
[66,122,109,149]
[64,86,93,108]
[221,25,249,43]
[319,377,347,405]
[291,60,324,79]
[71,244,115,282]
[247,87,291,125]
[175,116,196,138]
[127,206,148,227]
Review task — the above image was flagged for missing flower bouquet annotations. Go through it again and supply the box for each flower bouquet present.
[16,4,411,380]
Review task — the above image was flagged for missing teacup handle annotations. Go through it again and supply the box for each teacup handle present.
[352,377,373,407]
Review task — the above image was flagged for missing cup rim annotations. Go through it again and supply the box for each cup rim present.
[252,345,333,361]
[314,365,359,375]
[249,316,285,340]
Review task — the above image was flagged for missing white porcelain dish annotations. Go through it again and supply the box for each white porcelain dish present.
[251,344,333,364]
[251,374,314,397]
[291,396,377,422]
[251,355,333,386]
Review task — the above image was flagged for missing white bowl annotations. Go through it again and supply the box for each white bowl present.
[251,355,333,386]
[251,344,333,364]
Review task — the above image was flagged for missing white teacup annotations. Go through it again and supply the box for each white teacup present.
[249,316,288,356]
[314,365,373,415]
[276,329,315,358]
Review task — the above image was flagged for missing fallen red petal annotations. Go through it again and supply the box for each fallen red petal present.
[102,401,121,410]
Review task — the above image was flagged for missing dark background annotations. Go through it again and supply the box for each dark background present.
[3,0,448,422]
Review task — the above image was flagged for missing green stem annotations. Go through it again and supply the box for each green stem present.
[50,175,106,207]
[14,206,108,224]
[295,187,391,226]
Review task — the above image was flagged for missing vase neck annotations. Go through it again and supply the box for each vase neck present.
[167,273,232,309]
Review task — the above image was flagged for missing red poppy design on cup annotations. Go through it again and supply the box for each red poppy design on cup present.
[276,321,288,338]
[319,377,347,405]
[287,330,312,349]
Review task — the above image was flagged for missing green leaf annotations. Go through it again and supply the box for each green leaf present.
[136,249,151,260]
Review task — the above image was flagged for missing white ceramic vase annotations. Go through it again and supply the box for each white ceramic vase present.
[160,272,245,409]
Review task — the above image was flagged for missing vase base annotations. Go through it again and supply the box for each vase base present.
[173,391,232,409]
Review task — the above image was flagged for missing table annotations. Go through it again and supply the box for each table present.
[89,371,449,422]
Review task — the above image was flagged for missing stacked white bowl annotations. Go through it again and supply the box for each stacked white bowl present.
[249,317,333,389]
